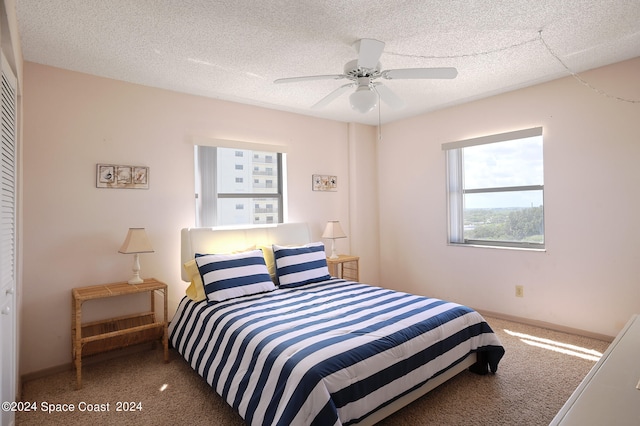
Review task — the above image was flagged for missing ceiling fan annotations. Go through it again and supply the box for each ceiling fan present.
[274,38,458,113]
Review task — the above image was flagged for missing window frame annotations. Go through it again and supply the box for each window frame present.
[443,127,545,250]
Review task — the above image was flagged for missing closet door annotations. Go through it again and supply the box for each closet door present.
[0,51,17,426]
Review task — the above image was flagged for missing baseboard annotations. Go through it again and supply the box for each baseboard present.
[20,342,157,385]
[476,309,614,343]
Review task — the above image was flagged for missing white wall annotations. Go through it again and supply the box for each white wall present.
[22,56,639,375]
[348,123,380,285]
[378,57,640,338]
[21,63,378,375]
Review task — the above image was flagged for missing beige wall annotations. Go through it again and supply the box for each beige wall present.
[378,57,640,338]
[21,55,640,375]
[21,62,379,375]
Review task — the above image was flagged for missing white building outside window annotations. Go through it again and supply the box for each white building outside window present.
[195,144,285,227]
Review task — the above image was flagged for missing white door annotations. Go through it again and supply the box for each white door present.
[0,50,18,426]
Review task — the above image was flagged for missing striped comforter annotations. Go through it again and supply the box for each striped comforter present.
[169,279,504,425]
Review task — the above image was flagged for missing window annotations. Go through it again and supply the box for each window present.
[195,146,284,227]
[443,127,544,249]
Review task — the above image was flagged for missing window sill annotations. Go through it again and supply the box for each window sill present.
[447,242,546,252]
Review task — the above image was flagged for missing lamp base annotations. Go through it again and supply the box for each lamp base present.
[128,253,143,285]
[329,240,339,259]
[128,274,143,285]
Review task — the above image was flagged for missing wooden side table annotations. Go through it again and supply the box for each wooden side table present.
[326,255,360,281]
[71,278,168,389]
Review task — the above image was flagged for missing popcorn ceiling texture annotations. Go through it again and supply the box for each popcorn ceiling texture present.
[15,0,640,125]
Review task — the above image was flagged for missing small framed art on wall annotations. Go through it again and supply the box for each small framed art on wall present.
[312,174,337,191]
[96,164,149,189]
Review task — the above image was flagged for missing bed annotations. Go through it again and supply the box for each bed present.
[169,223,505,425]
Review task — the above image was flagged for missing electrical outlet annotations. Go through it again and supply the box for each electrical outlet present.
[515,285,524,298]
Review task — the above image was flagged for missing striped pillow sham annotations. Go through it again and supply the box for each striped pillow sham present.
[195,249,276,302]
[273,242,330,288]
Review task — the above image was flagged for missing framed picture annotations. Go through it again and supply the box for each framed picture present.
[312,174,337,191]
[133,167,148,185]
[98,165,115,184]
[116,166,131,184]
[96,164,149,189]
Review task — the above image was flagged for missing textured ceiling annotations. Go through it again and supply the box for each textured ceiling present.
[15,0,640,125]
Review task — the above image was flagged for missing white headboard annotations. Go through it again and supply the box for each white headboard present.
[180,223,312,281]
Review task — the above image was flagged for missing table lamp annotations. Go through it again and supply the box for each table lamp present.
[118,228,154,284]
[322,220,346,259]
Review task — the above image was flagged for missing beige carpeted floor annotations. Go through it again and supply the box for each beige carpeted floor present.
[16,316,611,425]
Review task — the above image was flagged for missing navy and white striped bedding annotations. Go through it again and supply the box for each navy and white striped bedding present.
[169,279,505,425]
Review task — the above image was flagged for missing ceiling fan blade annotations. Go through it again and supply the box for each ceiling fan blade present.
[373,84,405,109]
[311,83,355,109]
[356,38,385,69]
[274,74,346,84]
[382,67,458,80]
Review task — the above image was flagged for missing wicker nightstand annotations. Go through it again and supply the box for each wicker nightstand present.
[71,278,168,389]
[326,255,359,281]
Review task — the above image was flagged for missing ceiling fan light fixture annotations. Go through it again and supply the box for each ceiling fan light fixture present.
[274,39,457,113]
[349,86,377,113]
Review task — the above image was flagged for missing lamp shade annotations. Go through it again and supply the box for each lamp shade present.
[322,221,346,239]
[118,228,154,254]
[349,86,378,113]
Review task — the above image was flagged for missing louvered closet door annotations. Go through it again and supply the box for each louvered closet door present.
[0,50,17,426]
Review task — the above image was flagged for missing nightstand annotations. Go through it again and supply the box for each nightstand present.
[71,278,168,389]
[326,255,359,281]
